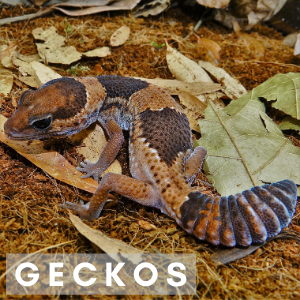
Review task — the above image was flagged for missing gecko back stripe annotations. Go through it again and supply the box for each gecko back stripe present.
[97,75,149,100]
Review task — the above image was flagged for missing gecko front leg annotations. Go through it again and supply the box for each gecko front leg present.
[63,173,160,221]
[77,118,124,181]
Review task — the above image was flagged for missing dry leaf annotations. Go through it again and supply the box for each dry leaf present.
[294,33,300,56]
[0,43,18,61]
[55,0,114,7]
[179,91,207,132]
[211,245,262,265]
[198,60,247,99]
[134,78,221,95]
[17,77,39,89]
[214,0,287,30]
[11,53,60,88]
[33,27,82,64]
[0,1,139,24]
[1,0,31,6]
[70,124,122,176]
[37,44,82,65]
[196,36,221,64]
[110,25,130,47]
[12,54,35,74]
[133,0,170,17]
[197,91,226,109]
[69,213,144,263]
[232,20,242,34]
[165,43,227,108]
[1,56,15,69]
[249,0,287,29]
[0,115,98,193]
[211,231,300,265]
[53,0,141,17]
[282,32,298,48]
[166,41,213,83]
[247,0,287,28]
[83,46,111,57]
[196,0,230,8]
[32,26,64,45]
[17,53,41,63]
[238,33,265,58]
[12,53,40,88]
[0,68,13,96]
[30,61,62,86]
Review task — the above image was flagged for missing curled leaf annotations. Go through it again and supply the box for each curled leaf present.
[198,60,247,99]
[166,41,213,83]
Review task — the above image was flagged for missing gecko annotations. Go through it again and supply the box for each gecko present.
[4,75,298,247]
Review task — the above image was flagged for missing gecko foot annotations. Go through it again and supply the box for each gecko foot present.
[61,201,95,221]
[77,159,104,182]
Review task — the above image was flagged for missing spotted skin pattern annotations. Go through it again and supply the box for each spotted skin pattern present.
[4,75,298,247]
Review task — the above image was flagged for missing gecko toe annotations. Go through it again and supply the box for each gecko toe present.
[60,201,93,221]
[77,160,102,181]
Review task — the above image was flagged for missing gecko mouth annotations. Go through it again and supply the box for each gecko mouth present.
[4,130,68,141]
[4,122,69,141]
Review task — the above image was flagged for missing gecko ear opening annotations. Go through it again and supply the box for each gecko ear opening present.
[31,115,53,130]
[18,90,34,107]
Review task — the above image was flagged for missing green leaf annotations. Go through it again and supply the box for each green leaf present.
[196,93,300,196]
[279,116,300,132]
[251,72,300,120]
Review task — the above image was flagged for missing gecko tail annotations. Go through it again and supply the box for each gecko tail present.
[179,179,298,247]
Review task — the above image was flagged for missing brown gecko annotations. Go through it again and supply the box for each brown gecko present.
[4,76,298,247]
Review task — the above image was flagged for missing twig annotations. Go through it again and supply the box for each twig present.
[235,60,300,68]
[0,8,54,26]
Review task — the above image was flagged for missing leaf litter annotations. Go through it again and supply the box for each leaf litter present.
[0,5,300,299]
[196,93,300,196]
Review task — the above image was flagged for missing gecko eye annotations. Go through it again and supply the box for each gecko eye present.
[31,116,52,130]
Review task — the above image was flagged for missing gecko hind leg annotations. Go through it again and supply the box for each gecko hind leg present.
[184,146,207,184]
[62,173,160,221]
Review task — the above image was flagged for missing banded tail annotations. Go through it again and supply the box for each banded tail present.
[180,180,298,247]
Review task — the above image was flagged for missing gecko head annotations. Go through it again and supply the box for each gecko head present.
[5,77,99,140]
